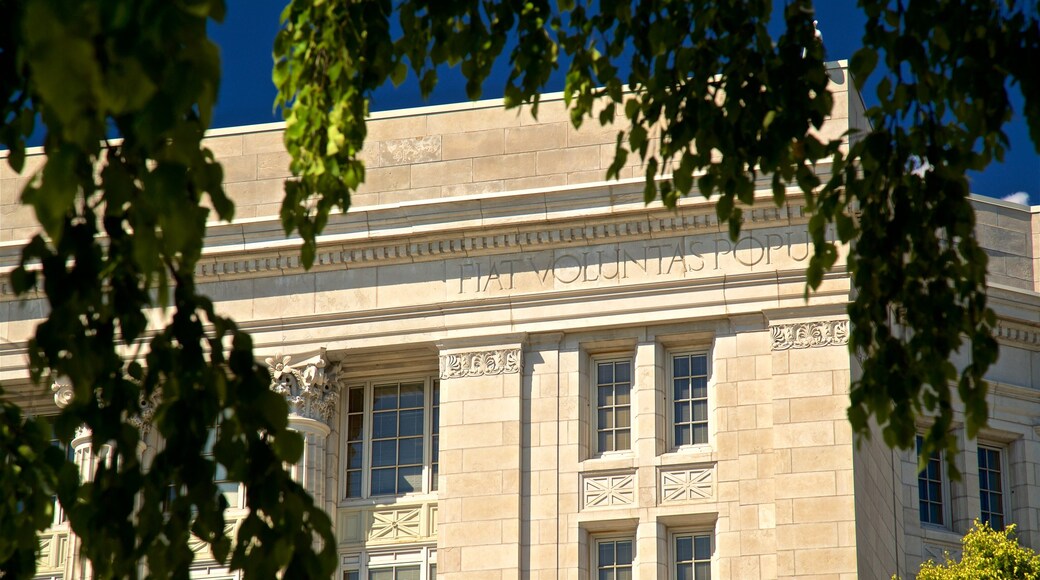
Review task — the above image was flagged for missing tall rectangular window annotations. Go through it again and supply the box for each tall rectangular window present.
[978,446,1005,530]
[672,353,709,447]
[916,435,945,526]
[344,378,439,499]
[596,539,633,580]
[674,533,711,580]
[596,360,632,453]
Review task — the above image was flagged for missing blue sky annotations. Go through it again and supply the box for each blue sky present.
[210,1,1039,204]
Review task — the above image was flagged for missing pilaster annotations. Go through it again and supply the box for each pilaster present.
[436,336,526,580]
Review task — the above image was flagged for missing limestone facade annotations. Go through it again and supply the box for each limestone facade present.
[3,61,1040,579]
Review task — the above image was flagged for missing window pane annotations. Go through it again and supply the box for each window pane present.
[674,378,691,401]
[676,565,691,580]
[675,424,691,447]
[371,468,396,496]
[373,385,398,410]
[346,471,362,498]
[599,432,613,453]
[372,440,397,467]
[399,409,424,437]
[348,442,364,469]
[615,406,630,429]
[348,387,364,412]
[599,409,613,429]
[398,466,422,493]
[599,542,615,566]
[692,424,708,445]
[616,540,632,564]
[691,376,707,399]
[615,383,630,406]
[369,569,393,580]
[598,385,612,407]
[615,430,631,450]
[598,363,614,384]
[694,562,711,580]
[398,437,423,465]
[694,536,711,559]
[347,415,364,440]
[676,536,693,562]
[692,401,707,422]
[399,383,424,408]
[691,355,707,376]
[373,412,397,438]
[673,355,689,377]
[615,362,630,383]
[345,572,359,580]
[396,566,420,580]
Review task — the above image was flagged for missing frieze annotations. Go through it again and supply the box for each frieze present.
[267,348,342,426]
[994,321,1040,349]
[439,348,522,379]
[660,467,714,504]
[770,320,850,350]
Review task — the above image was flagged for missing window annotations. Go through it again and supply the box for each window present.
[595,360,632,454]
[673,533,711,580]
[671,353,709,447]
[344,379,440,499]
[596,538,634,580]
[42,416,75,526]
[978,446,1006,530]
[916,435,945,526]
[342,548,436,579]
[203,427,243,509]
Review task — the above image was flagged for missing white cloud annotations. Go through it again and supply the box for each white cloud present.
[1001,191,1030,205]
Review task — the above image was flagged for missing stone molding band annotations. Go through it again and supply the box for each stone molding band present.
[770,320,850,350]
[439,349,523,379]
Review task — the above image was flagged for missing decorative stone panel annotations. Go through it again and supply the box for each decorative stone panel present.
[659,466,714,504]
[369,506,423,541]
[439,348,522,379]
[923,541,960,564]
[582,471,635,509]
[770,320,849,350]
[35,530,69,572]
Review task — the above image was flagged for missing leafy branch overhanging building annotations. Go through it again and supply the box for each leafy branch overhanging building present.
[3,61,1040,579]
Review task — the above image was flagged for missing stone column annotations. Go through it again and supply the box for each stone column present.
[436,337,525,580]
[267,348,341,515]
[52,378,96,580]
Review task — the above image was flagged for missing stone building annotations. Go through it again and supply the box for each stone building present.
[3,61,1040,579]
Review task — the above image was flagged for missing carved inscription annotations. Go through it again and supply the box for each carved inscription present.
[456,229,818,294]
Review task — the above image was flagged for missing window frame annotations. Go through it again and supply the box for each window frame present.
[592,536,636,580]
[592,358,634,457]
[977,443,1008,530]
[342,376,440,501]
[667,351,711,451]
[341,546,437,580]
[915,434,950,529]
[669,529,713,580]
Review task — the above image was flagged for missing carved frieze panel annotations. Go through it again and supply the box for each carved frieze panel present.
[660,466,714,504]
[439,348,522,379]
[770,320,849,350]
[582,472,635,509]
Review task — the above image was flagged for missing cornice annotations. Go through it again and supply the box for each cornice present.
[993,320,1040,350]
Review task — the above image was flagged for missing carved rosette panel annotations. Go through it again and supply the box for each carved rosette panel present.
[660,467,714,503]
[267,348,342,426]
[582,472,635,509]
[369,507,423,542]
[770,320,850,351]
[439,348,522,379]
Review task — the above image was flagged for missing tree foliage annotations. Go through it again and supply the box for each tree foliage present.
[1,0,334,578]
[912,521,1040,579]
[0,0,1038,578]
[273,0,1038,473]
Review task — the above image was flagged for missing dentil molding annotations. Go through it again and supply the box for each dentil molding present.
[770,319,850,350]
[439,348,523,379]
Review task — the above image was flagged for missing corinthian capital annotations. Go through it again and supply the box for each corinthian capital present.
[52,376,73,409]
[266,348,342,426]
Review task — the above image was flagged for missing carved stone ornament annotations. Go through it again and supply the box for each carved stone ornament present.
[52,376,73,409]
[770,320,849,351]
[439,348,522,379]
[267,348,341,426]
[127,388,162,433]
